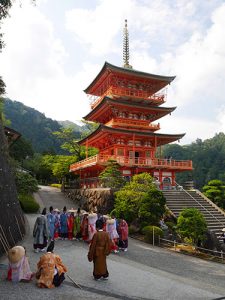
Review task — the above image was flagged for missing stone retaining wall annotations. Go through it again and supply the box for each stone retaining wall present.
[64,188,115,214]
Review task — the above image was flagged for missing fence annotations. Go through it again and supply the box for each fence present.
[158,236,225,262]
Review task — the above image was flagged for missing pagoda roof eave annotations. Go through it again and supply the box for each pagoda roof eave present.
[83,96,176,120]
[78,124,185,146]
[84,61,176,94]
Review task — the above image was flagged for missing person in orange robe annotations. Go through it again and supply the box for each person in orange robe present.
[88,219,111,280]
[36,241,67,288]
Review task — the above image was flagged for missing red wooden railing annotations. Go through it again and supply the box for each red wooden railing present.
[91,87,165,109]
[70,154,192,172]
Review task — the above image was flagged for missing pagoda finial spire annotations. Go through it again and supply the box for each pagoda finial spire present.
[123,19,132,69]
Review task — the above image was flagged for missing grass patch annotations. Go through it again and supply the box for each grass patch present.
[50,183,62,189]
[19,193,40,213]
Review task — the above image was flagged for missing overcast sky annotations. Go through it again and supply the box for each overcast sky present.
[1,0,225,145]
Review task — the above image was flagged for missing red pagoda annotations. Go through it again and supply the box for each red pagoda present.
[70,20,192,189]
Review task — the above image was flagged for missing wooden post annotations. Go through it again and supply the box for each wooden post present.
[152,227,155,247]
[0,225,10,249]
[15,216,23,240]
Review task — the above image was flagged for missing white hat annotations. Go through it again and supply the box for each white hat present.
[88,212,97,219]
[8,246,25,264]
[222,228,225,232]
[107,218,115,225]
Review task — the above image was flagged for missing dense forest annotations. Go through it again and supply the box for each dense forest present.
[3,98,82,153]
[162,134,225,188]
[3,98,225,189]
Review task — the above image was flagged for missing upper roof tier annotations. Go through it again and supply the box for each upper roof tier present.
[84,62,176,97]
[84,96,176,123]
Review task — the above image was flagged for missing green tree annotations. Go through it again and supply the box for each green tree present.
[9,137,34,162]
[202,179,225,208]
[99,159,125,188]
[53,127,83,160]
[114,173,165,226]
[80,119,99,139]
[15,171,39,195]
[53,126,98,161]
[177,208,207,245]
[51,155,77,183]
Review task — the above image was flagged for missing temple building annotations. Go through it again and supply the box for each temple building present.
[70,20,192,189]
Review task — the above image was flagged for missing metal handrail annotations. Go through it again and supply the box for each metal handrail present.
[173,182,225,227]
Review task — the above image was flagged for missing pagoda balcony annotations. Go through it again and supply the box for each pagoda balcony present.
[105,118,160,131]
[91,87,165,109]
[70,154,192,172]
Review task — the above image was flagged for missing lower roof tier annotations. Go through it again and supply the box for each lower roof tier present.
[78,124,185,148]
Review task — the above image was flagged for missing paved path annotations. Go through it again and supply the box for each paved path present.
[1,186,225,299]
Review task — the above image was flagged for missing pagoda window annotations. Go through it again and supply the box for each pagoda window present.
[116,138,125,145]
[140,114,146,120]
[118,111,126,118]
[117,148,124,156]
[146,151,151,157]
[144,141,152,147]
[135,141,141,146]
[128,140,133,146]
[111,149,114,155]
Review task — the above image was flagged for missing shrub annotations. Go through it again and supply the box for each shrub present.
[50,183,62,189]
[18,194,40,213]
[177,208,207,245]
[142,225,163,244]
[129,225,139,235]
[165,221,177,233]
[16,171,39,194]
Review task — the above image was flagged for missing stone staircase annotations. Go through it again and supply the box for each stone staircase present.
[163,189,225,240]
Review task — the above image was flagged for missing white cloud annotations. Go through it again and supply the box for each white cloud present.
[1,0,225,145]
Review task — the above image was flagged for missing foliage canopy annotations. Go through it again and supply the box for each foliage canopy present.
[114,173,165,226]
[99,159,126,188]
[202,179,225,208]
[177,208,207,245]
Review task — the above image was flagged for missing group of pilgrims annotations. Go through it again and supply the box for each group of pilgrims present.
[6,206,128,287]
[33,206,129,254]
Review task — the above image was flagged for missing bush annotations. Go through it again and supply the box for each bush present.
[142,225,163,244]
[165,221,177,233]
[50,183,62,189]
[16,171,39,194]
[18,194,40,213]
[129,225,139,235]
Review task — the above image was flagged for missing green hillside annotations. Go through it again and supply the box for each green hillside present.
[3,98,82,154]
[162,133,225,189]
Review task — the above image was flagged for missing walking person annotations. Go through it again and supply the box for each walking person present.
[118,218,129,252]
[88,219,111,280]
[60,206,68,240]
[33,208,49,253]
[88,212,97,242]
[81,212,89,242]
[47,206,56,241]
[73,207,82,240]
[54,208,61,240]
[106,218,119,253]
[67,209,75,240]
